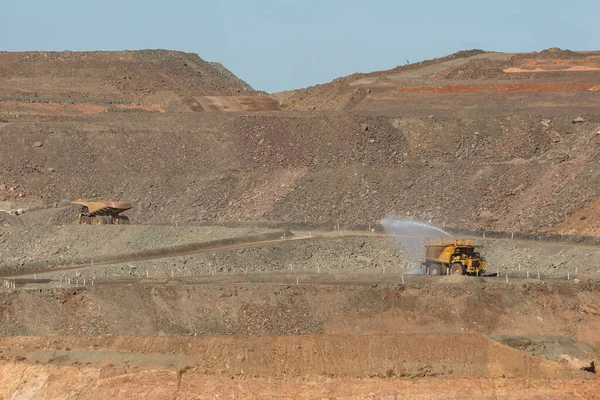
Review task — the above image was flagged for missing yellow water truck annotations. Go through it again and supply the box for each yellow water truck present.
[424,239,486,276]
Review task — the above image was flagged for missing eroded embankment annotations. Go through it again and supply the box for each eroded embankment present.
[1,278,599,346]
[1,366,598,400]
[0,334,592,379]
[0,334,597,400]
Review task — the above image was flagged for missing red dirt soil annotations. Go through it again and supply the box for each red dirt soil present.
[392,82,597,94]
[1,334,597,399]
[2,364,597,400]
[0,101,165,117]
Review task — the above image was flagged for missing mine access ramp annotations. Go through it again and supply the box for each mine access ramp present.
[72,199,132,225]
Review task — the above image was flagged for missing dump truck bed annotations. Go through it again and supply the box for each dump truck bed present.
[71,199,133,216]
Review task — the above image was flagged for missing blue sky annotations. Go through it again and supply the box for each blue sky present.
[3,0,599,92]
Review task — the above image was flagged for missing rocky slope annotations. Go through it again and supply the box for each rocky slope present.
[1,49,599,234]
[0,50,257,117]
[1,111,599,233]
[273,48,600,111]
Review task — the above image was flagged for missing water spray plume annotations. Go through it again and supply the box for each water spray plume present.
[381,218,453,239]
[382,218,454,264]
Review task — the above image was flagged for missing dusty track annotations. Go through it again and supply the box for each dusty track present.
[0,233,294,278]
[5,228,600,279]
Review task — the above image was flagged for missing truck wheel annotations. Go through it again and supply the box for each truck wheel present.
[93,216,107,225]
[79,216,91,225]
[103,216,113,224]
[118,215,130,225]
[429,264,443,276]
[451,263,465,275]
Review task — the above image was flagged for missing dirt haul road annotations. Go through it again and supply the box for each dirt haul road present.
[3,227,600,280]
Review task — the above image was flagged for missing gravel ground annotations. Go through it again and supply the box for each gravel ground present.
[481,238,600,276]
[26,234,600,282]
[0,224,279,274]
[36,236,409,282]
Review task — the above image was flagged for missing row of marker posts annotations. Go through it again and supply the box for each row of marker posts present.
[3,280,16,289]
[4,278,90,289]
[59,264,577,284]
[6,268,567,291]
[7,267,581,290]
[56,276,94,287]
